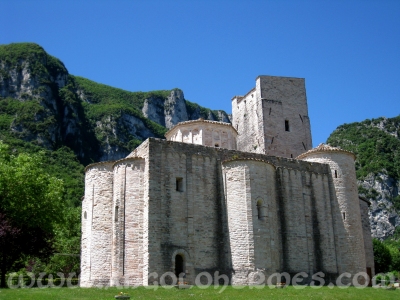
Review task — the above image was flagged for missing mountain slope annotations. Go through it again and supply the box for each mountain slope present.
[327,116,400,239]
[0,42,231,162]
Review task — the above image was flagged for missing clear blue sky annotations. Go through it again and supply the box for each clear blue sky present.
[1,0,399,146]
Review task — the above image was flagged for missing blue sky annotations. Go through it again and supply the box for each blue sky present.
[1,0,399,146]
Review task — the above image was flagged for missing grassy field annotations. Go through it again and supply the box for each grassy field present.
[0,286,399,300]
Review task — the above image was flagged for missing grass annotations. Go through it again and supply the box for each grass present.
[0,286,399,300]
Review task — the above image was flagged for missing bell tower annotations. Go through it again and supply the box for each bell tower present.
[232,75,312,158]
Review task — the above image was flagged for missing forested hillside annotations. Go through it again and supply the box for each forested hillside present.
[327,116,400,239]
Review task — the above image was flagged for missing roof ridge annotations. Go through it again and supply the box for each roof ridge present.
[297,143,355,159]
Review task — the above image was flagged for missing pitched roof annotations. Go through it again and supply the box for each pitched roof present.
[297,143,356,160]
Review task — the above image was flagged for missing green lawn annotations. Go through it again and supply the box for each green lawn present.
[0,286,399,300]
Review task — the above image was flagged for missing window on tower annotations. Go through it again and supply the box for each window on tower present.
[285,120,290,131]
[176,177,183,192]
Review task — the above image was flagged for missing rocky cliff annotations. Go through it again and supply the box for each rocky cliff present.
[0,43,231,162]
[359,173,399,238]
[327,116,400,239]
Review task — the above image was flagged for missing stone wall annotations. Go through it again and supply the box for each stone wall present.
[142,138,358,284]
[277,168,339,281]
[232,88,264,154]
[81,138,373,286]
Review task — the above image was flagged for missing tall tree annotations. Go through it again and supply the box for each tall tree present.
[0,142,64,287]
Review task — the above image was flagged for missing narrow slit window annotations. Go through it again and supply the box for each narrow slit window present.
[269,108,272,115]
[257,201,262,220]
[299,114,303,122]
[176,177,183,192]
[115,206,119,222]
[285,120,290,131]
[271,137,274,144]
[335,170,338,178]
[290,154,293,158]
[342,212,346,220]
[302,142,306,150]
[84,211,87,219]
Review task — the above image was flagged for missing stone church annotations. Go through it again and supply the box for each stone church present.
[80,75,374,287]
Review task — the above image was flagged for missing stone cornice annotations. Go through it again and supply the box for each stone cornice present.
[165,118,238,138]
[222,157,275,168]
[112,156,145,168]
[84,160,116,173]
[84,157,145,172]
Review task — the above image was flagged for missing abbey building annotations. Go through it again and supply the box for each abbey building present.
[80,75,374,286]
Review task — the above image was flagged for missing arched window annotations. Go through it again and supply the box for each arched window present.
[257,199,268,220]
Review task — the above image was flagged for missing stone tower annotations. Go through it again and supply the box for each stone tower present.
[298,144,367,281]
[81,162,114,287]
[232,76,312,158]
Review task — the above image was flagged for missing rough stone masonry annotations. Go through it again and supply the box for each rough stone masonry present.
[81,75,374,287]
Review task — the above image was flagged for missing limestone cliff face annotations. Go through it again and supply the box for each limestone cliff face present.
[359,174,400,239]
[142,88,231,129]
[94,113,155,161]
[164,89,188,129]
[0,46,94,160]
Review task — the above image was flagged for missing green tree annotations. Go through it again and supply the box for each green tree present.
[45,207,81,275]
[373,238,392,274]
[0,141,64,287]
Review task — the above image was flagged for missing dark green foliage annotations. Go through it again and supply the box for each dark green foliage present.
[74,76,170,108]
[0,43,67,78]
[327,116,400,180]
[381,233,400,272]
[0,97,56,138]
[0,142,65,287]
[0,134,84,208]
[185,99,221,121]
[45,207,81,275]
[373,238,392,273]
